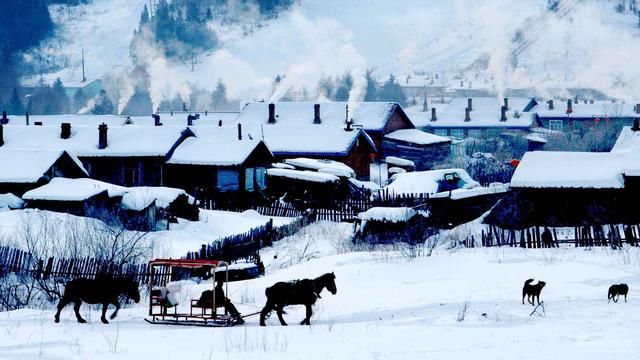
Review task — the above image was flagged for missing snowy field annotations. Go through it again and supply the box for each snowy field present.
[1,220,639,359]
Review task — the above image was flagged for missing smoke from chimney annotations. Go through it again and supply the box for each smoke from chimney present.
[98,123,108,149]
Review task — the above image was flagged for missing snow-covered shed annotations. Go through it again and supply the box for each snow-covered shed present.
[382,129,451,170]
[0,148,88,196]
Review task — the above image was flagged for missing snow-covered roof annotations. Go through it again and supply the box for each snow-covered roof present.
[0,193,24,209]
[284,158,355,178]
[427,111,535,128]
[4,113,240,128]
[611,126,640,153]
[510,151,627,189]
[445,97,534,113]
[22,177,128,201]
[534,101,639,119]
[385,169,479,196]
[384,129,451,145]
[1,125,189,157]
[237,101,406,131]
[358,207,417,223]
[167,137,268,166]
[385,156,415,168]
[0,148,87,183]
[121,187,195,211]
[267,168,339,183]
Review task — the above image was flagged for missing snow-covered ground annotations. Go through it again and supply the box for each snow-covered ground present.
[1,220,639,359]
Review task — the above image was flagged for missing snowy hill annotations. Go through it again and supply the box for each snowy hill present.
[26,0,640,109]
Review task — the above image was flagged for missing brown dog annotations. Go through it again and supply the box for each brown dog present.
[522,279,545,305]
[608,284,629,303]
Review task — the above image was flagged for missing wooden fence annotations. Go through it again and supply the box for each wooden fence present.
[0,246,150,286]
[469,224,639,248]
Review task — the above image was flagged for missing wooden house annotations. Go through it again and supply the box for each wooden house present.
[165,136,274,207]
[233,102,438,179]
[533,99,639,135]
[0,147,88,196]
[422,97,538,139]
[381,129,451,170]
[485,128,640,229]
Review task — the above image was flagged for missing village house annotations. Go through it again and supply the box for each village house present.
[533,99,640,134]
[233,101,443,178]
[0,121,194,187]
[422,97,538,139]
[164,134,274,205]
[485,123,640,229]
[0,146,88,196]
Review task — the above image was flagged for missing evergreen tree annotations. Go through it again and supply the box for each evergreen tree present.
[210,80,227,110]
[51,77,70,114]
[364,70,379,101]
[334,73,353,101]
[73,88,89,113]
[378,74,407,106]
[7,87,24,114]
[92,90,114,115]
[139,4,150,30]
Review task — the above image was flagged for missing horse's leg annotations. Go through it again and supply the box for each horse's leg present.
[110,301,121,320]
[74,300,87,323]
[54,295,71,323]
[260,300,274,326]
[276,304,287,326]
[101,303,109,324]
[300,304,312,325]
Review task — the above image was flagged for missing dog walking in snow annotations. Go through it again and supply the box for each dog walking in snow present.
[608,284,629,303]
[522,279,545,305]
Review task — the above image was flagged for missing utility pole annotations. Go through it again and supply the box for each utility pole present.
[81,49,86,82]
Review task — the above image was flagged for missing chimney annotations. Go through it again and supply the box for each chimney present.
[218,120,222,127]
[422,97,428,112]
[237,123,242,140]
[430,107,437,122]
[61,123,71,139]
[500,106,507,122]
[98,123,108,149]
[183,102,187,112]
[187,114,199,126]
[467,98,473,112]
[464,107,471,122]
[633,118,640,132]
[313,103,321,124]
[567,99,573,112]
[0,111,7,125]
[635,104,640,114]
[25,112,29,126]
[503,97,509,111]
[0,124,3,147]
[267,103,276,124]
[547,100,554,110]
[34,122,42,126]
[153,114,162,126]
[344,104,353,131]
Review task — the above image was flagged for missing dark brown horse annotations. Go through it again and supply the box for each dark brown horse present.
[260,272,336,326]
[54,277,140,324]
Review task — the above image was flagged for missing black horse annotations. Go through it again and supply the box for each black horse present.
[54,277,140,324]
[260,272,336,326]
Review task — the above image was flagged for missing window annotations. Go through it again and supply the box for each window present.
[245,168,255,192]
[487,128,500,138]
[468,129,483,139]
[216,169,239,192]
[549,120,563,131]
[450,129,465,139]
[434,129,448,136]
[256,167,267,189]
